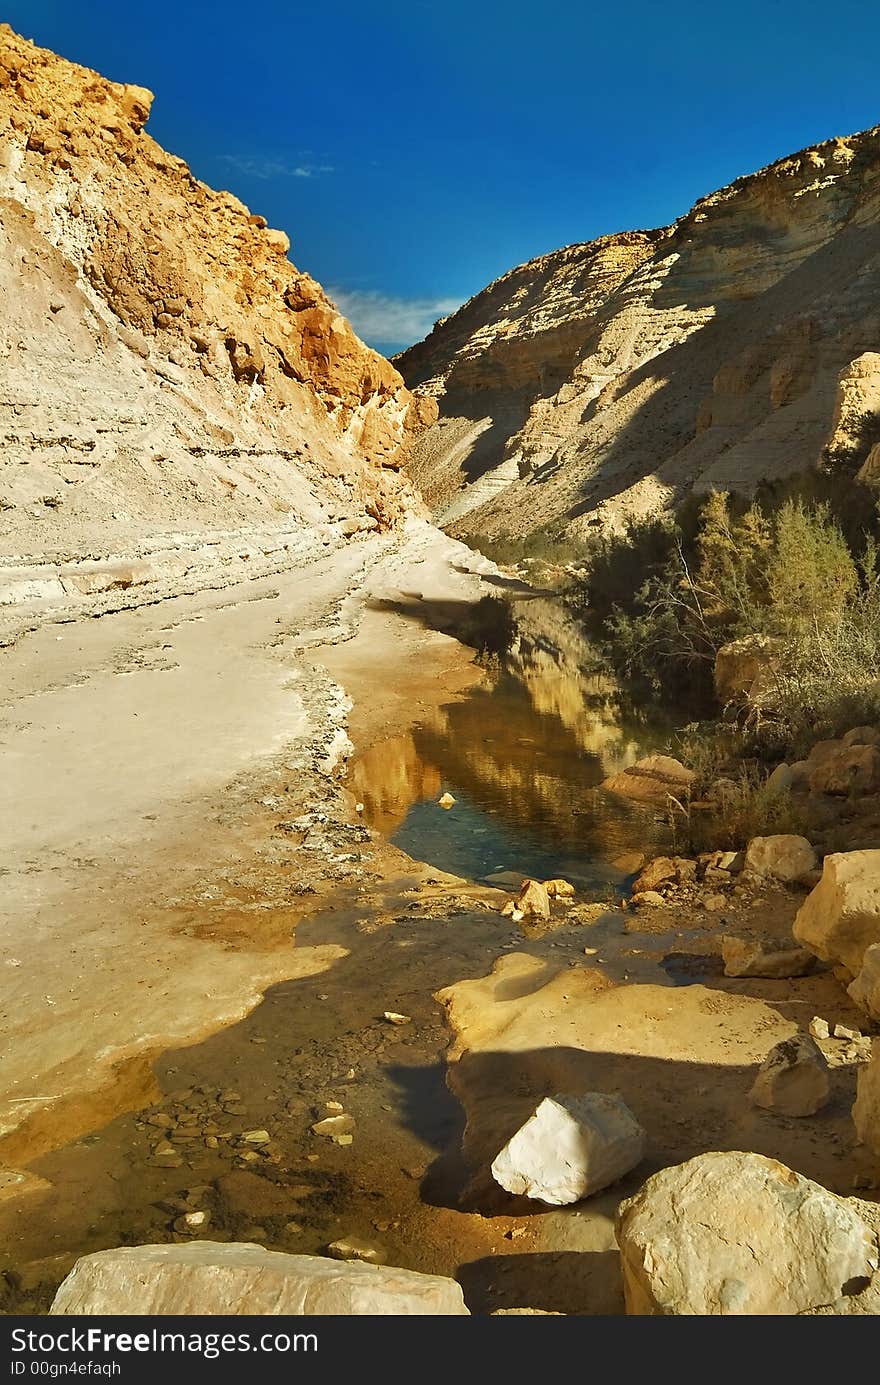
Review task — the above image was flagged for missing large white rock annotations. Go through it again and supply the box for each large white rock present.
[616,1152,879,1315]
[749,1034,830,1116]
[794,850,880,977]
[853,1047,880,1156]
[50,1243,470,1316]
[490,1093,645,1205]
[848,943,880,1021]
[743,834,817,883]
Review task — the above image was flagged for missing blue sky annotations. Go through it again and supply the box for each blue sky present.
[7,1,880,355]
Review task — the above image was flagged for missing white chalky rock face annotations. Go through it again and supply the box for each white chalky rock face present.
[749,1034,831,1116]
[616,1152,879,1315]
[490,1093,646,1205]
[49,1243,470,1316]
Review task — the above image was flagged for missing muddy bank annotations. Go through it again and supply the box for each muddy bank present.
[0,521,495,1165]
[2,864,874,1315]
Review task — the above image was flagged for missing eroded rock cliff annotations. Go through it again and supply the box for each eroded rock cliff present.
[0,26,433,633]
[398,129,880,537]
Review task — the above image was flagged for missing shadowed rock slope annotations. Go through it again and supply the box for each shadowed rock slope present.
[398,128,880,538]
[0,26,435,637]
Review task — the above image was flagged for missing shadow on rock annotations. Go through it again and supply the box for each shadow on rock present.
[421,1043,861,1215]
[457,1249,624,1315]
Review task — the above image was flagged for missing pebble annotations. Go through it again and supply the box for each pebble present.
[834,1023,862,1041]
[173,1210,210,1235]
[809,1016,831,1040]
[383,1011,412,1026]
[241,1129,271,1145]
[150,1154,183,1170]
[327,1237,385,1264]
[312,1114,355,1138]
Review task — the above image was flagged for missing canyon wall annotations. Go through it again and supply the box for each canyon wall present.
[0,26,434,634]
[398,129,880,537]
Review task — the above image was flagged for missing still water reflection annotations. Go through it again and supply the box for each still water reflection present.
[350,600,674,898]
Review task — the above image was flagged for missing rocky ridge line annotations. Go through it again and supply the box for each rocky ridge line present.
[398,125,880,536]
[0,25,436,638]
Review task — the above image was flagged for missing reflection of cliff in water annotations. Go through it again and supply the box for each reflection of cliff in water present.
[350,598,671,891]
[348,731,443,840]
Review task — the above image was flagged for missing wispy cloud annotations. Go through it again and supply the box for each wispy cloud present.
[328,288,462,349]
[219,155,334,180]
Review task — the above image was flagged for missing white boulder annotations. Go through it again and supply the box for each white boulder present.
[490,1093,645,1206]
[749,1034,831,1116]
[615,1152,879,1315]
[50,1242,470,1315]
[794,850,880,978]
[743,835,817,883]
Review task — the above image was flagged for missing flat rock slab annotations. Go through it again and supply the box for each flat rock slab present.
[50,1242,470,1315]
[721,935,817,979]
[601,755,695,805]
[437,954,797,1207]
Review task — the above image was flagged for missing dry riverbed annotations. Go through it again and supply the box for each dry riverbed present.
[0,522,877,1314]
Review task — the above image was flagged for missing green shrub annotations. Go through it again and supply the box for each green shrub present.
[667,774,810,855]
[466,526,584,569]
[749,539,880,754]
[583,493,875,740]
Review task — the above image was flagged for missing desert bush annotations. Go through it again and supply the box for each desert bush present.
[660,720,810,852]
[585,493,874,740]
[748,539,880,753]
[467,526,584,569]
[663,764,810,855]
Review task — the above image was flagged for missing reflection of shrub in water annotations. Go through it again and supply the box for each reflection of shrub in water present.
[460,595,517,658]
[468,526,585,568]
